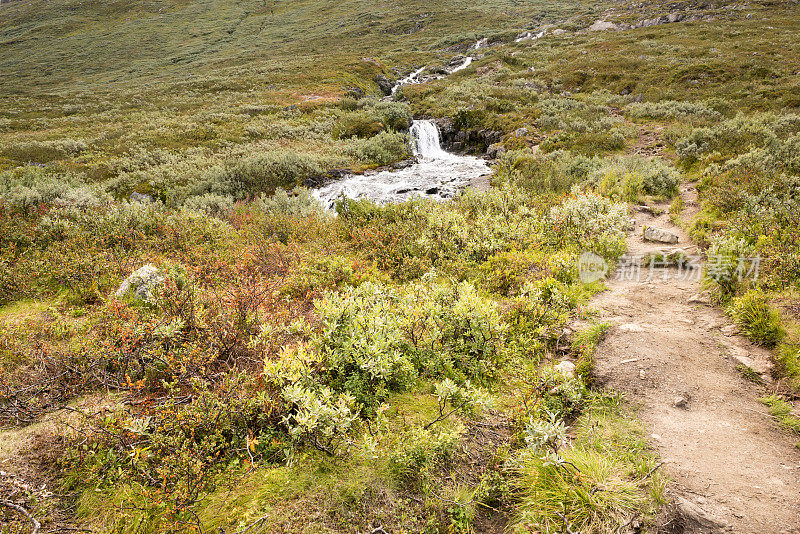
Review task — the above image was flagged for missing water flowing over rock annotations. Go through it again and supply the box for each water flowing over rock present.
[313,120,489,209]
[390,66,426,95]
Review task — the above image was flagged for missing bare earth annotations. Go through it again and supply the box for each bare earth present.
[585,185,800,533]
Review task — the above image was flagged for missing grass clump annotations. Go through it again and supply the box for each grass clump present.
[512,394,665,534]
[729,290,785,347]
[759,395,800,435]
[572,322,610,381]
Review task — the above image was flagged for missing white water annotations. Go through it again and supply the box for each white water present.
[515,29,546,42]
[449,56,473,73]
[313,120,489,209]
[391,66,426,95]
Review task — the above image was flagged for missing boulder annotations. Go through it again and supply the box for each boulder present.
[375,74,394,96]
[643,226,679,244]
[116,264,164,301]
[129,192,154,203]
[555,360,577,378]
[486,143,506,159]
[588,20,619,32]
[552,28,567,36]
[447,55,467,67]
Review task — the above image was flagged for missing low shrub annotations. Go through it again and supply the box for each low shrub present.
[626,100,722,121]
[2,138,89,163]
[590,156,679,201]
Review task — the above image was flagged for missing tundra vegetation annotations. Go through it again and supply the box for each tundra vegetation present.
[1,0,799,532]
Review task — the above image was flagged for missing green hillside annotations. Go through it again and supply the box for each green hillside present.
[2,0,800,532]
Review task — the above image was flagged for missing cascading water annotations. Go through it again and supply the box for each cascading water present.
[313,120,489,209]
[410,119,451,159]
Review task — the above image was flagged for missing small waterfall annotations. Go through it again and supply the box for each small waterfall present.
[410,120,449,159]
[312,120,489,209]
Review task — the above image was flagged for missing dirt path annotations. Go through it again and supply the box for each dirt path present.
[584,185,800,533]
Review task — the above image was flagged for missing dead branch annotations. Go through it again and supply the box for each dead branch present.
[0,499,41,534]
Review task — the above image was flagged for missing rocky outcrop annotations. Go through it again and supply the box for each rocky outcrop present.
[375,74,394,96]
[586,12,709,33]
[116,264,164,300]
[588,20,621,32]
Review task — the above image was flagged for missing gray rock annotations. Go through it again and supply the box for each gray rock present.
[588,20,619,32]
[555,360,577,378]
[721,325,739,336]
[673,395,689,409]
[552,28,567,36]
[728,346,772,380]
[486,143,506,159]
[643,226,679,244]
[688,290,712,305]
[447,55,467,67]
[375,74,393,96]
[675,496,727,530]
[116,264,165,301]
[129,192,154,203]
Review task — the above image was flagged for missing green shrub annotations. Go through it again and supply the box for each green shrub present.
[195,151,335,199]
[590,156,679,201]
[494,149,599,193]
[626,100,721,121]
[254,187,325,217]
[729,291,785,347]
[346,130,409,166]
[545,187,628,259]
[2,138,89,163]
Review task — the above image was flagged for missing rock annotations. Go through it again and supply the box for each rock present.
[514,127,529,137]
[116,264,165,301]
[588,20,619,32]
[627,217,636,231]
[673,395,690,409]
[552,28,567,36]
[721,324,739,336]
[447,55,467,67]
[688,290,712,305]
[374,74,393,96]
[391,159,414,170]
[486,143,506,159]
[643,226,679,244]
[728,346,773,379]
[129,192,154,203]
[675,496,727,530]
[555,360,576,377]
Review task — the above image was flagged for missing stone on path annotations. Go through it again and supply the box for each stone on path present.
[643,225,679,244]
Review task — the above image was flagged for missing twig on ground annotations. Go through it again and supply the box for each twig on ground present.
[0,499,41,534]
[555,511,577,534]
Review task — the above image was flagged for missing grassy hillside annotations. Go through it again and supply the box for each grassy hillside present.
[1,0,800,532]
[0,0,600,94]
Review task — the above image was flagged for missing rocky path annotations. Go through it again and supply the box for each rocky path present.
[585,185,800,532]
